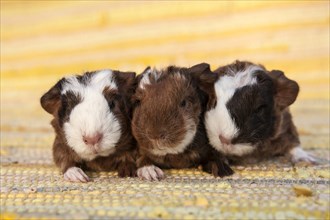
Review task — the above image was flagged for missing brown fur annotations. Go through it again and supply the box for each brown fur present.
[132,64,233,177]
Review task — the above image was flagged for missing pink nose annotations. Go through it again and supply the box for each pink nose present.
[83,133,103,145]
[219,134,231,145]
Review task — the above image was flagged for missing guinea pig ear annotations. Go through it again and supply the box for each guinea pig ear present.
[269,70,299,110]
[40,80,63,115]
[141,66,151,75]
[188,63,210,75]
[188,63,218,110]
[136,66,151,85]
[113,71,136,89]
[188,63,218,85]
[136,66,159,89]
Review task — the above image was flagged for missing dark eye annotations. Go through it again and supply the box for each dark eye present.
[255,104,267,112]
[134,99,141,106]
[108,100,115,110]
[255,71,267,82]
[180,100,187,108]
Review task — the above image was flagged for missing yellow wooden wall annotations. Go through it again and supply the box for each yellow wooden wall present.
[1,1,329,100]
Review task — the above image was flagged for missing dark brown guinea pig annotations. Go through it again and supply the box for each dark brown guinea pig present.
[40,69,137,182]
[204,60,318,164]
[132,63,234,180]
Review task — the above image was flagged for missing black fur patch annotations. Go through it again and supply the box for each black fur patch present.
[58,91,82,127]
[226,71,276,145]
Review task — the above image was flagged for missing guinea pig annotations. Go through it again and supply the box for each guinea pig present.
[132,63,234,180]
[40,69,137,182]
[204,60,317,164]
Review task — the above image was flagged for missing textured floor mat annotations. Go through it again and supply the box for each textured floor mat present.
[1,1,330,219]
[1,147,329,219]
[1,100,329,219]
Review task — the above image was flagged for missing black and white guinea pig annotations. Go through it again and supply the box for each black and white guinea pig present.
[132,63,234,181]
[40,69,137,182]
[204,60,317,164]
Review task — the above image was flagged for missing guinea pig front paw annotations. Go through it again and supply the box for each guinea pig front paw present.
[290,147,318,165]
[202,160,234,178]
[137,165,164,181]
[63,167,90,183]
[118,162,137,178]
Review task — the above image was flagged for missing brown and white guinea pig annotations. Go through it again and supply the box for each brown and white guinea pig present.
[132,63,234,181]
[40,69,137,182]
[204,60,317,164]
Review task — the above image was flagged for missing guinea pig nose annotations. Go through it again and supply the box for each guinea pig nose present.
[83,133,103,145]
[219,134,231,145]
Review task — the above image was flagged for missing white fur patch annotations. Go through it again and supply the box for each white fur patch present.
[64,167,90,182]
[139,68,161,89]
[151,118,197,156]
[61,76,82,95]
[223,143,254,156]
[62,70,121,161]
[89,70,118,91]
[290,146,317,164]
[205,65,262,156]
[61,70,117,95]
[137,165,164,181]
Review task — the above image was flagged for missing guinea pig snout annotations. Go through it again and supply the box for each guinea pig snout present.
[219,134,231,145]
[83,133,103,146]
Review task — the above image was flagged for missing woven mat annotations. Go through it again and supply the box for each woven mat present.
[1,1,329,219]
[0,100,329,220]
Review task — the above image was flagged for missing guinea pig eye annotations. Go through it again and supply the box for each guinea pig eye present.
[180,100,187,108]
[108,100,115,110]
[255,104,267,113]
[134,99,141,106]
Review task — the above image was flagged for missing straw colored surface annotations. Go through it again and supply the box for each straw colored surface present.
[1,99,329,220]
[1,1,330,219]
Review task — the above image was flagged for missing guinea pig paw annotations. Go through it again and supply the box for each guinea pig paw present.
[63,167,90,183]
[202,160,234,178]
[137,165,164,181]
[290,147,318,165]
[118,162,137,178]
[219,162,235,177]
